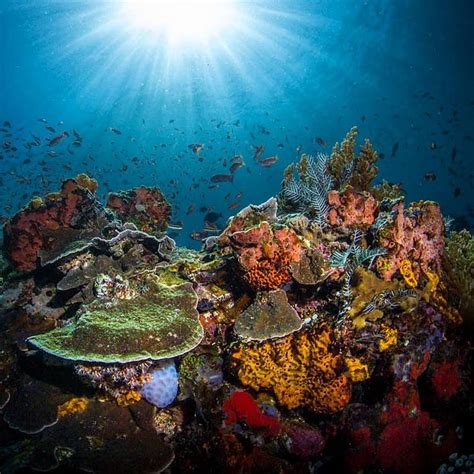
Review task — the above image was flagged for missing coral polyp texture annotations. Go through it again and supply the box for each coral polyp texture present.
[0,129,472,474]
[27,282,203,363]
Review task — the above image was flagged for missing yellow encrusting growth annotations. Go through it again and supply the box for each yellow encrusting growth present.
[399,259,418,287]
[379,326,398,351]
[57,397,89,417]
[345,357,370,382]
[116,390,142,406]
[232,327,352,414]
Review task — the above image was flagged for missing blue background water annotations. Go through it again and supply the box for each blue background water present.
[1,0,473,248]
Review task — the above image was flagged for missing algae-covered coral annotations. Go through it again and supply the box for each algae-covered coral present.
[0,131,472,474]
[28,282,203,363]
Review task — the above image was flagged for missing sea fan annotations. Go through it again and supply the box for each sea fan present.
[280,153,333,228]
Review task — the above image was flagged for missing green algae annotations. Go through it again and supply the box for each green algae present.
[27,282,203,363]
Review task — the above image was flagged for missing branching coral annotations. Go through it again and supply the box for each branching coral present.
[232,327,352,414]
[228,222,302,290]
[75,360,152,399]
[329,127,378,192]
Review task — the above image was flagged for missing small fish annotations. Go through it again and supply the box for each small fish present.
[188,143,204,155]
[253,144,264,161]
[451,146,457,161]
[47,150,57,157]
[228,201,241,210]
[391,142,399,157]
[45,125,56,133]
[235,192,243,199]
[110,127,122,135]
[168,222,184,231]
[230,161,244,173]
[429,142,438,150]
[315,137,326,146]
[204,211,222,223]
[48,131,68,146]
[424,172,437,181]
[210,174,233,183]
[38,118,48,123]
[186,204,195,215]
[190,231,206,241]
[231,154,243,163]
[259,155,278,167]
[453,187,461,197]
[3,121,11,128]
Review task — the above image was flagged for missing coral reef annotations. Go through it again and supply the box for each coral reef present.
[0,129,472,474]
[376,200,445,281]
[232,327,352,414]
[227,221,302,290]
[28,282,203,363]
[234,289,303,341]
[327,187,378,228]
[3,174,113,271]
[443,229,474,319]
[329,126,378,192]
[107,186,171,234]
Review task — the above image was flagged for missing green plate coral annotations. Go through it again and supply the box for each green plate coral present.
[27,282,203,363]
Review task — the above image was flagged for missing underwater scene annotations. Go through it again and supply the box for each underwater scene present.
[0,0,473,473]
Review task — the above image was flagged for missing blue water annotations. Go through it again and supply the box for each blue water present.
[1,0,473,248]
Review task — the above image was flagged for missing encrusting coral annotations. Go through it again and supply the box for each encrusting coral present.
[232,326,352,414]
[375,200,445,281]
[228,221,302,290]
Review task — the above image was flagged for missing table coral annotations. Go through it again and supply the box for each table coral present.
[232,327,352,414]
[28,282,203,363]
[228,222,302,290]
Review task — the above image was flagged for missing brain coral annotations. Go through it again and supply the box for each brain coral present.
[28,282,203,363]
[232,327,352,414]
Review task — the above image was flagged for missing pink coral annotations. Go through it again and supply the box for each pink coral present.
[106,186,171,234]
[376,201,444,281]
[3,176,107,272]
[228,222,302,290]
[327,188,378,227]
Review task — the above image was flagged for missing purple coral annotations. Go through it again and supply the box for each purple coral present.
[141,360,178,408]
